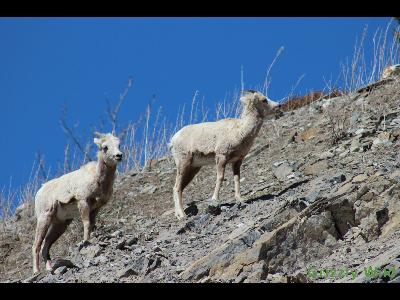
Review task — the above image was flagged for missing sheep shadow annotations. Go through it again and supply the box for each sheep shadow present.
[244,178,310,205]
[245,193,275,204]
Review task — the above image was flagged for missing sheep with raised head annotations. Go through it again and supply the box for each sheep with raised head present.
[32,132,123,274]
[169,90,281,220]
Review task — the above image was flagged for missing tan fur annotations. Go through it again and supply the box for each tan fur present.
[32,133,123,274]
[170,90,280,220]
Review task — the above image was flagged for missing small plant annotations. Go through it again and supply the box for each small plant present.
[323,103,351,145]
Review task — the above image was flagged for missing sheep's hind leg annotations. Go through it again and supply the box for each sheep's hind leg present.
[232,159,243,202]
[32,208,55,274]
[212,155,227,201]
[41,220,71,271]
[173,171,186,220]
[173,164,199,220]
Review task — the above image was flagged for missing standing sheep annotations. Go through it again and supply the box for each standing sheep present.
[169,90,281,220]
[32,132,123,274]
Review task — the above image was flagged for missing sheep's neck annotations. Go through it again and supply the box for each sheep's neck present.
[95,152,116,200]
[239,105,264,141]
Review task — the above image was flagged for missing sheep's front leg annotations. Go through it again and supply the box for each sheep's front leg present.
[232,159,243,202]
[212,155,227,201]
[78,201,92,242]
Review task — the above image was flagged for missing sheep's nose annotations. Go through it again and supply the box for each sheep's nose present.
[115,153,123,160]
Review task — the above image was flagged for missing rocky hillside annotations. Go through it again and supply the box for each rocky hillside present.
[1,77,400,283]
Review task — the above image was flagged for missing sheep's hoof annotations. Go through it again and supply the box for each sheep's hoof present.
[175,211,186,220]
[235,196,244,203]
[206,201,222,216]
[45,260,53,271]
[32,268,40,275]
[77,240,92,251]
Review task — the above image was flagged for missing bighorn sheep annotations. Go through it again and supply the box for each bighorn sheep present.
[169,90,281,220]
[32,132,123,274]
[381,64,400,80]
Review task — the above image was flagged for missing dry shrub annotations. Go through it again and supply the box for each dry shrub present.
[323,103,351,145]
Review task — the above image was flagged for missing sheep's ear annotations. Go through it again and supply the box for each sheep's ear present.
[240,90,258,103]
[240,90,251,103]
[94,137,102,148]
[94,131,105,138]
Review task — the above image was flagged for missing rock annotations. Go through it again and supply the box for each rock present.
[389,170,400,181]
[350,138,362,152]
[109,230,123,238]
[153,246,162,253]
[299,127,317,141]
[117,267,138,279]
[303,160,328,176]
[389,276,400,283]
[228,223,252,240]
[267,273,287,283]
[360,191,375,202]
[133,246,145,255]
[126,237,139,246]
[54,266,68,275]
[234,274,248,283]
[273,162,294,181]
[289,198,309,212]
[328,198,356,237]
[116,239,126,250]
[193,214,210,226]
[372,132,392,148]
[355,128,366,136]
[177,221,195,234]
[79,244,102,259]
[390,118,400,126]
[146,257,162,275]
[319,151,334,160]
[51,258,76,271]
[376,207,389,230]
[92,255,108,265]
[23,272,46,283]
[129,256,149,275]
[352,174,368,183]
[304,188,321,203]
[287,272,309,283]
[350,112,361,125]
[77,240,92,251]
[176,266,186,274]
[14,203,27,220]
[140,184,157,194]
[273,161,286,167]
[330,174,346,184]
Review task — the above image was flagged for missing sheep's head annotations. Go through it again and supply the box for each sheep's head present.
[240,90,280,118]
[94,132,123,166]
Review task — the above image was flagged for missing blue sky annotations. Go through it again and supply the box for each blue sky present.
[0,17,396,192]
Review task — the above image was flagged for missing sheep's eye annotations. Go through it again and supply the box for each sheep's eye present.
[102,146,108,152]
